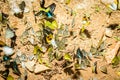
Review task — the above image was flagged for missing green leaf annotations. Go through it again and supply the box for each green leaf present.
[64,53,71,61]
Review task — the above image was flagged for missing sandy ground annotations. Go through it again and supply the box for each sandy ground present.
[0,0,120,80]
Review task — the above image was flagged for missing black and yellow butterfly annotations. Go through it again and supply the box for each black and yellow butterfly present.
[35,0,56,18]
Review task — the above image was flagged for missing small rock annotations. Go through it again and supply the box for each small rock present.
[34,64,50,73]
[105,28,113,37]
[25,61,35,72]
[3,46,14,56]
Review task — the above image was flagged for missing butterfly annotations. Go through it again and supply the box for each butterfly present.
[35,0,56,18]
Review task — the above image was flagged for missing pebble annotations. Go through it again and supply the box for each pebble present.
[25,61,35,72]
[3,46,14,56]
[34,64,50,73]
